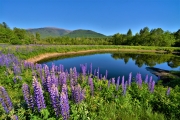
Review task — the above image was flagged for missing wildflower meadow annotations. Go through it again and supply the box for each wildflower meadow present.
[0,47,180,120]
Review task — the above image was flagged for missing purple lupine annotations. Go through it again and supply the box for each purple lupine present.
[166,87,170,96]
[116,76,120,90]
[145,74,148,84]
[46,75,52,92]
[61,84,68,98]
[50,84,61,116]
[123,81,128,95]
[148,76,152,90]
[111,78,115,85]
[44,64,50,77]
[60,92,69,120]
[73,67,78,81]
[128,72,132,86]
[80,64,86,77]
[88,77,94,96]
[59,64,64,73]
[97,67,99,79]
[69,68,73,81]
[150,80,155,93]
[51,63,55,73]
[65,69,68,78]
[59,72,67,86]
[94,69,96,76]
[13,65,21,76]
[137,73,142,88]
[51,70,58,87]
[100,74,102,80]
[71,84,85,103]
[22,83,34,109]
[105,70,108,79]
[121,76,124,90]
[0,86,13,113]
[32,77,46,111]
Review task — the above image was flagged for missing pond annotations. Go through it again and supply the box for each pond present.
[38,52,180,82]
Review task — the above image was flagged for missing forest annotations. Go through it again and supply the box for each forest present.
[0,22,180,47]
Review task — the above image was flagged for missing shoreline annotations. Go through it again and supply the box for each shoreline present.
[26,49,169,63]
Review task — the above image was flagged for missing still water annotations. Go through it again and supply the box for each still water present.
[38,52,180,81]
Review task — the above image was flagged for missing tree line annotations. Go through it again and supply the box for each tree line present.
[0,22,180,47]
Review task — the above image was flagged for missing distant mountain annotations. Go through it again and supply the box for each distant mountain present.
[26,27,107,38]
[65,29,106,38]
[26,27,71,38]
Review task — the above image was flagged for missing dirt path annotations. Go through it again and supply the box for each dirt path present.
[26,49,167,63]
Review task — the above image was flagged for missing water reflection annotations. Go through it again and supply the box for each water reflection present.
[111,53,180,68]
[38,52,180,81]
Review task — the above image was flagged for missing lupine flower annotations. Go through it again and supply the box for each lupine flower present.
[97,67,99,79]
[13,65,21,76]
[123,81,128,95]
[111,78,115,85]
[88,77,94,96]
[60,92,69,120]
[136,73,142,88]
[51,70,58,87]
[121,76,124,90]
[32,77,46,111]
[128,72,132,86]
[148,76,152,90]
[61,84,68,98]
[50,84,61,116]
[73,67,78,81]
[0,86,13,113]
[145,74,148,84]
[100,74,102,80]
[166,87,170,96]
[69,68,73,81]
[116,76,120,90]
[80,64,86,77]
[46,75,52,92]
[59,64,64,73]
[150,80,155,93]
[65,69,69,78]
[71,84,85,103]
[59,72,67,86]
[22,83,34,109]
[94,69,96,76]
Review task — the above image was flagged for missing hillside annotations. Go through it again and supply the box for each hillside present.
[26,28,107,38]
[64,29,106,38]
[26,27,71,38]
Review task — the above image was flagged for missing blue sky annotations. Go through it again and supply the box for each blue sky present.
[0,0,180,35]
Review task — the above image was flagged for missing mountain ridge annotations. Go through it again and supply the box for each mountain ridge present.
[26,27,107,38]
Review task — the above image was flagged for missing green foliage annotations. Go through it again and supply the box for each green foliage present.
[0,48,180,119]
[1,22,180,46]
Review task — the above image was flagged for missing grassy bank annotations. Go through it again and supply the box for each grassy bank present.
[0,45,180,61]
